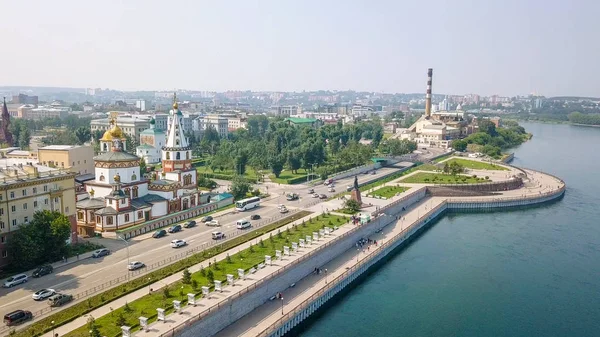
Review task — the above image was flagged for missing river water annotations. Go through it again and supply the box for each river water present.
[298,122,600,337]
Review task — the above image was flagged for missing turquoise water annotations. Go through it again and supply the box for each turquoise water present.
[299,122,600,337]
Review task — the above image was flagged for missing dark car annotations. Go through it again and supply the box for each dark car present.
[200,216,213,223]
[91,248,110,258]
[32,265,53,278]
[153,229,167,238]
[319,194,327,199]
[250,214,261,220]
[168,224,182,233]
[3,310,32,326]
[183,220,196,228]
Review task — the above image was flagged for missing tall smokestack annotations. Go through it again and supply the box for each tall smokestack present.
[425,68,433,117]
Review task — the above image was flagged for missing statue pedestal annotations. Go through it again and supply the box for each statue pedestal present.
[350,188,362,205]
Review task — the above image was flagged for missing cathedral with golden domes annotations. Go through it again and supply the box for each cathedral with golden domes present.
[76,97,205,235]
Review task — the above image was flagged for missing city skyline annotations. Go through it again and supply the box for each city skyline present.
[1,0,598,97]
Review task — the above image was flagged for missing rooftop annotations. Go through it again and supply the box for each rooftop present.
[40,145,81,150]
[94,151,140,162]
[285,117,318,124]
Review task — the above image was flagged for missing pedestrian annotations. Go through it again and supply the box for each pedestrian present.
[62,256,66,263]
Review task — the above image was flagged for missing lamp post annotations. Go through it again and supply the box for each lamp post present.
[117,235,130,279]
[325,269,328,284]
[147,277,152,294]
[52,320,55,337]
[280,295,284,315]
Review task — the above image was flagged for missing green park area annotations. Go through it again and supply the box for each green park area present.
[443,158,508,171]
[63,213,346,337]
[368,185,411,198]
[400,172,491,184]
[12,211,313,337]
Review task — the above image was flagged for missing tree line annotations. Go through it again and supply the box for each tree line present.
[568,112,600,125]
[451,119,528,158]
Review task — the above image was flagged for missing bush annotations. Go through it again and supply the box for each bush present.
[207,270,215,284]
[199,267,206,277]
[226,254,232,264]
[259,238,265,248]
[472,175,477,178]
[191,279,198,290]
[182,269,192,284]
[485,176,489,180]
[162,286,170,299]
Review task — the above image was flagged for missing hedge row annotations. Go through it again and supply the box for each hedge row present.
[12,211,312,337]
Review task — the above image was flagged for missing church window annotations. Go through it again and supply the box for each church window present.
[132,173,137,180]
[77,211,84,220]
[186,151,190,159]
[133,186,139,198]
[176,140,180,145]
[166,152,170,160]
[176,152,181,160]
[176,132,179,137]
[100,175,105,182]
[124,188,131,198]
[125,214,130,222]
[107,217,113,225]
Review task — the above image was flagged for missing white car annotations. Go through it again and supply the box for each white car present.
[206,220,220,227]
[328,187,335,192]
[280,207,289,214]
[312,193,320,198]
[128,261,145,271]
[3,274,28,288]
[32,288,55,301]
[171,239,187,248]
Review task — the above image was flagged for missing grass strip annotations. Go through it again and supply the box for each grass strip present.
[399,172,491,184]
[442,158,509,171]
[12,211,312,337]
[65,213,344,337]
[368,185,411,198]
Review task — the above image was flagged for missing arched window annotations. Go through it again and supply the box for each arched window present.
[132,186,139,198]
[186,151,190,159]
[166,152,170,160]
[107,217,113,225]
[99,175,105,182]
[176,140,180,146]
[131,173,137,180]
[124,188,131,198]
[176,152,181,160]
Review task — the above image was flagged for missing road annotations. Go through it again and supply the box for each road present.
[0,165,400,329]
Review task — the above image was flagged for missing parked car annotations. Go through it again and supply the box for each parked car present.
[346,186,353,192]
[3,274,28,288]
[48,293,73,307]
[328,187,335,192]
[3,310,32,326]
[312,193,320,198]
[32,265,53,278]
[152,229,167,238]
[279,207,289,214]
[277,204,286,210]
[168,224,182,233]
[32,289,55,301]
[286,193,299,201]
[212,231,225,240]
[127,261,145,271]
[200,216,213,223]
[371,171,377,175]
[170,239,187,248]
[206,220,220,227]
[183,220,196,228]
[308,188,314,194]
[91,248,110,258]
[250,214,261,220]
[319,194,327,199]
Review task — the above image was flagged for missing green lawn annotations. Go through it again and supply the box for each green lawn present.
[269,168,310,184]
[197,166,260,181]
[64,213,346,337]
[368,185,411,198]
[400,172,491,184]
[432,153,454,163]
[443,158,509,171]
[358,163,437,192]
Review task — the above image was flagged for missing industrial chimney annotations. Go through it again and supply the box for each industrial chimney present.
[425,68,433,117]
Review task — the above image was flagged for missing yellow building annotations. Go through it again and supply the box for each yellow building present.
[0,164,77,267]
[38,145,95,175]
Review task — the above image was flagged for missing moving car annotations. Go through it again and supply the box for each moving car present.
[371,170,376,175]
[328,187,335,192]
[171,239,187,248]
[3,274,28,288]
[183,220,196,228]
[3,310,32,326]
[152,229,167,238]
[32,265,53,278]
[250,214,261,220]
[286,193,299,201]
[323,179,333,185]
[168,224,182,233]
[312,193,320,198]
[91,248,110,258]
[279,207,289,214]
[236,219,251,229]
[128,261,145,271]
[346,185,353,192]
[319,194,327,199]
[48,293,73,307]
[206,220,220,227]
[32,289,55,301]
[308,188,314,194]
[212,231,225,240]
[200,216,213,223]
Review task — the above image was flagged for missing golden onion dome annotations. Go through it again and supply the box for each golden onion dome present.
[100,123,125,141]
[114,173,121,183]
[173,101,179,110]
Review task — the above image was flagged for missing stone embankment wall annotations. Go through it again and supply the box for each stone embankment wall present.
[426,177,523,197]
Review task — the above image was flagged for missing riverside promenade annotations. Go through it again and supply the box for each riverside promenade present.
[41,158,565,337]
[131,162,564,337]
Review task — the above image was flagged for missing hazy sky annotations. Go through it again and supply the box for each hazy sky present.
[1,0,598,96]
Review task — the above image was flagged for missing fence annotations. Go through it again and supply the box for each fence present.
[4,210,304,329]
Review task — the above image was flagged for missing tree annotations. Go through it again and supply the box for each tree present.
[7,211,71,269]
[124,134,138,153]
[182,269,192,284]
[139,158,147,175]
[75,127,92,145]
[230,176,251,200]
[451,139,468,151]
[344,199,361,213]
[92,129,104,142]
[287,151,302,174]
[478,120,498,137]
[207,269,215,284]
[269,154,285,178]
[18,124,31,149]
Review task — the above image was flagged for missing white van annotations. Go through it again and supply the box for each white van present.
[236,219,251,229]
[211,231,225,240]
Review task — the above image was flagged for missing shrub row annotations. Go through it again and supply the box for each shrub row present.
[12,211,312,337]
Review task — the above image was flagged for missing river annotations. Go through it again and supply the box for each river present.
[297,122,600,337]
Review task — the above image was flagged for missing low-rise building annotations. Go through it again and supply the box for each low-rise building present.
[38,145,95,175]
[192,115,229,138]
[0,163,77,267]
[284,117,323,128]
[91,115,150,142]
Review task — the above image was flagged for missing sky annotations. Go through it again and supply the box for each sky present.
[0,0,599,97]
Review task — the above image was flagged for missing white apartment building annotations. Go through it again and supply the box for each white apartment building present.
[90,116,150,142]
[270,105,301,117]
[193,115,229,139]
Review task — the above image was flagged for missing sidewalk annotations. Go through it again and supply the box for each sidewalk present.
[46,209,329,337]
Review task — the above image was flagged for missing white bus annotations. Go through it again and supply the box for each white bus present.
[235,196,260,211]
